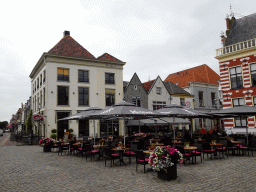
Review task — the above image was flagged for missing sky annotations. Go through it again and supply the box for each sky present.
[0,0,256,122]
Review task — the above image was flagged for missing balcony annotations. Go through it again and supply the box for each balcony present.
[216,38,256,57]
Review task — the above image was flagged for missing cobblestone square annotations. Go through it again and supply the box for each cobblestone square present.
[1,133,256,191]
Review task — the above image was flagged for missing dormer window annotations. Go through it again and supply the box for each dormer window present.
[156,87,161,95]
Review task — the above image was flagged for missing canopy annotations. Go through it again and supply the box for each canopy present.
[58,107,103,121]
[156,104,211,118]
[126,117,191,126]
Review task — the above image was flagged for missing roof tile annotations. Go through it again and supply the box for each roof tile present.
[142,79,155,93]
[97,53,122,62]
[164,64,220,87]
[48,35,96,59]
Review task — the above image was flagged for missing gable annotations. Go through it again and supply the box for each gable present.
[97,53,122,62]
[48,34,96,59]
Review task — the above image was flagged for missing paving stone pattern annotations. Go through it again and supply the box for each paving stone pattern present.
[0,133,256,191]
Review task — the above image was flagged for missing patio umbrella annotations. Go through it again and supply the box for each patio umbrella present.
[88,101,166,146]
[58,107,103,145]
[208,104,256,145]
[58,107,103,121]
[156,104,210,139]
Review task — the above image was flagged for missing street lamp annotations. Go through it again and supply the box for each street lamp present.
[38,103,41,137]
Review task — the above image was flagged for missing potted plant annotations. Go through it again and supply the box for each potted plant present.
[184,142,190,147]
[149,145,183,180]
[39,137,56,152]
[51,129,57,133]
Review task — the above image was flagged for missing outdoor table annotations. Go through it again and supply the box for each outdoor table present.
[112,148,130,166]
[210,143,223,159]
[184,146,197,164]
[149,143,164,146]
[143,150,153,155]
[173,141,183,146]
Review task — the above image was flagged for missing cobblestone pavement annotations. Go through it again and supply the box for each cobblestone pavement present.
[1,134,256,192]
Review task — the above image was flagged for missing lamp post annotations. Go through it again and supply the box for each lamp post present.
[38,103,41,138]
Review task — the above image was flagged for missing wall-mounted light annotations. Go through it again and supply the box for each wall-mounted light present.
[96,93,98,95]
[119,93,120,95]
[73,92,75,94]
[51,91,53,93]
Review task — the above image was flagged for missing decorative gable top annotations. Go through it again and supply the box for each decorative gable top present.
[164,64,220,88]
[48,32,96,59]
[97,53,122,62]
[142,79,155,93]
[226,13,256,46]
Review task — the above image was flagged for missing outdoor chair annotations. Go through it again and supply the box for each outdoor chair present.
[103,147,120,167]
[83,144,99,161]
[69,144,78,156]
[123,143,138,164]
[77,143,87,158]
[50,141,59,152]
[135,150,149,173]
[216,140,228,158]
[175,146,192,164]
[226,141,238,156]
[202,142,216,160]
[191,143,202,163]
[58,142,69,156]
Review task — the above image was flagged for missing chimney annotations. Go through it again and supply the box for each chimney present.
[63,30,70,37]
[225,14,230,30]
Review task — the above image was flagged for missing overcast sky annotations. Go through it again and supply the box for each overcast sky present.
[1,0,255,122]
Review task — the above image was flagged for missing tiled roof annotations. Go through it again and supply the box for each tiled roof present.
[226,13,256,46]
[164,81,190,95]
[97,53,122,62]
[48,34,96,59]
[142,79,155,93]
[164,64,220,87]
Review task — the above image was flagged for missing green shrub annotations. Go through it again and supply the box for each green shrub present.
[51,129,57,133]
[68,128,73,133]
[50,133,57,139]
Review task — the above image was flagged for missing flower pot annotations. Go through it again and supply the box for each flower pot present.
[43,144,51,152]
[157,164,177,181]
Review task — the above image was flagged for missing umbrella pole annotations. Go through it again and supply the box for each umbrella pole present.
[94,120,96,145]
[123,117,126,148]
[173,117,175,140]
[107,121,109,139]
[246,115,249,146]
[139,118,140,132]
[112,120,114,136]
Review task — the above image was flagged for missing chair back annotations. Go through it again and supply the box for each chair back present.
[104,147,112,157]
[237,139,246,145]
[130,143,138,151]
[194,143,203,152]
[110,141,116,148]
[136,150,145,161]
[219,140,227,147]
[202,142,211,150]
[227,141,233,147]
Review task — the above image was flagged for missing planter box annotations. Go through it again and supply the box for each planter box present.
[157,164,177,181]
[43,144,51,152]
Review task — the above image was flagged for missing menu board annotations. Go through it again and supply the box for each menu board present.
[63,132,69,143]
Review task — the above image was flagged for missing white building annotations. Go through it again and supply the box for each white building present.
[29,31,126,139]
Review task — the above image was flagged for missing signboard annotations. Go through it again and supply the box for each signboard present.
[185,101,191,108]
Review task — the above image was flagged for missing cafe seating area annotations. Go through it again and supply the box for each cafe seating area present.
[42,130,256,175]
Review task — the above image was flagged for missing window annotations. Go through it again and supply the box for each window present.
[250,63,256,86]
[40,74,42,86]
[106,89,115,106]
[58,86,69,105]
[79,87,89,106]
[156,87,161,95]
[199,118,206,128]
[58,68,69,81]
[43,88,45,107]
[230,66,243,89]
[234,117,247,127]
[105,73,115,84]
[211,92,216,107]
[232,98,245,107]
[132,96,141,107]
[198,91,204,107]
[78,70,89,82]
[43,70,46,83]
[37,78,39,89]
[134,85,137,90]
[180,98,185,106]
[153,101,166,110]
